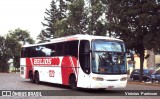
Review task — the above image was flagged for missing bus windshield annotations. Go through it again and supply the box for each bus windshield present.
[91,40,127,74]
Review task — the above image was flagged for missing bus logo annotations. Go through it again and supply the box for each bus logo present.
[33,58,52,65]
[31,58,60,66]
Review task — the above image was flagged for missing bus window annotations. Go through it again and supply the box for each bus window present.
[79,40,90,74]
[21,48,25,58]
[55,43,64,56]
[65,41,78,57]
[45,44,56,56]
[91,40,126,74]
[23,47,31,57]
[50,49,55,56]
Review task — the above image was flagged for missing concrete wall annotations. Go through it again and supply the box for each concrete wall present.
[134,55,147,69]
[155,55,160,65]
[147,49,155,68]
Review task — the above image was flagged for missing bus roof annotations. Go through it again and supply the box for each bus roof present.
[22,34,123,48]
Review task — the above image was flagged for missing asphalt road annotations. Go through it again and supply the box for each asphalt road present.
[0,73,159,99]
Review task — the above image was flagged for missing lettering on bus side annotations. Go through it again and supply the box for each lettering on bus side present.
[33,58,52,65]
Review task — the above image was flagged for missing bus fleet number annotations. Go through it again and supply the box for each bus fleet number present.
[49,70,55,77]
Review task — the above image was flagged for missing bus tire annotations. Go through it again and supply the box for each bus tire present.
[34,72,40,84]
[69,75,77,90]
[29,71,35,83]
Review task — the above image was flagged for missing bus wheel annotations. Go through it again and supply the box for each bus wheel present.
[34,72,40,84]
[69,75,77,90]
[29,72,35,83]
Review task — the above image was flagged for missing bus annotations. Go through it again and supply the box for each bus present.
[20,34,127,89]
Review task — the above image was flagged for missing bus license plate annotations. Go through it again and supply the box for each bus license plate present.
[107,86,114,89]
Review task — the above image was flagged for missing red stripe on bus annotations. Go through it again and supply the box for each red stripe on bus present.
[26,58,33,79]
[61,56,73,85]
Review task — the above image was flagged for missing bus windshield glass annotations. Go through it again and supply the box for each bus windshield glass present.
[92,40,127,74]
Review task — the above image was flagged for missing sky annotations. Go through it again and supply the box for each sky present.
[0,0,52,40]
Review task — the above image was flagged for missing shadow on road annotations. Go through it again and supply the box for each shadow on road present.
[22,80,123,96]
[23,80,71,89]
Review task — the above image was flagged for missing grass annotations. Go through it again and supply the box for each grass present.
[128,81,160,87]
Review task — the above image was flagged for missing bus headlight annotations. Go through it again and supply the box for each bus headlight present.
[120,77,127,81]
[92,77,104,81]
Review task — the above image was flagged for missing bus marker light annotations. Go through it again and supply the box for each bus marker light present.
[120,77,127,81]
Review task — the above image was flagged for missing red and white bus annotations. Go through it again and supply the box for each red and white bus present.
[20,34,127,89]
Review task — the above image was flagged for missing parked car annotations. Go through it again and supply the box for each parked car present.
[130,69,155,81]
[130,69,140,80]
[150,68,160,83]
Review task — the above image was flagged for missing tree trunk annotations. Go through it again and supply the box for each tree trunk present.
[139,50,144,82]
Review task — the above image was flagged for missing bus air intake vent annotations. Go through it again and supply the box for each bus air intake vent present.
[107,80,118,81]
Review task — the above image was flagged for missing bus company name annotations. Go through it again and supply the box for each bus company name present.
[33,58,52,65]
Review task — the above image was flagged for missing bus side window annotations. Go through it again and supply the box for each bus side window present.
[21,48,25,58]
[50,49,55,56]
[65,41,78,57]
[79,40,90,74]
[24,47,31,57]
[45,44,56,57]
[55,43,63,56]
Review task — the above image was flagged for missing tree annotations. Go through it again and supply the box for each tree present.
[5,36,21,70]
[8,28,34,45]
[39,0,87,40]
[0,36,12,72]
[38,0,108,42]
[87,0,105,35]
[66,0,88,35]
[38,0,67,41]
[39,0,59,40]
[7,28,35,69]
[106,0,160,81]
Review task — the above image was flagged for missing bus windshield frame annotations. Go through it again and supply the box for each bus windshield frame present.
[91,39,127,74]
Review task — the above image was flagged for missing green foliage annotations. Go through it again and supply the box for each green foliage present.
[8,28,34,45]
[67,0,87,35]
[106,0,160,81]
[6,36,21,69]
[38,0,67,41]
[1,35,23,72]
[106,0,160,50]
[0,28,35,72]
[88,0,105,35]
[7,28,35,69]
[38,0,106,41]
[0,36,12,72]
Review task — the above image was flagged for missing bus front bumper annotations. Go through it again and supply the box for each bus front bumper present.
[90,76,127,89]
